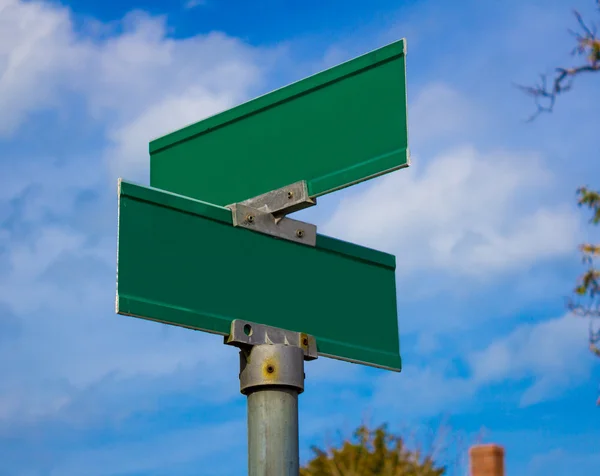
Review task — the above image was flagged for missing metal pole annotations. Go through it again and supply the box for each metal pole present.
[239,343,305,476]
[224,320,317,476]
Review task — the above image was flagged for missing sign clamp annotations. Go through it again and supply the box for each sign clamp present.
[227,181,318,246]
[225,319,318,361]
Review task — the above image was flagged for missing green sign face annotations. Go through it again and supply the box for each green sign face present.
[116,180,401,371]
[149,39,408,206]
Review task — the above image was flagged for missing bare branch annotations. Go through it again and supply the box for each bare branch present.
[518,4,600,119]
[568,302,600,318]
[589,321,600,362]
[574,9,595,39]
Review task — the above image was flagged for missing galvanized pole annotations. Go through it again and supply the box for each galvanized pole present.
[225,320,317,476]
[241,344,304,475]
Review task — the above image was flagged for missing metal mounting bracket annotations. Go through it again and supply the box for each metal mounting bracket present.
[237,180,316,217]
[225,319,318,361]
[227,181,317,246]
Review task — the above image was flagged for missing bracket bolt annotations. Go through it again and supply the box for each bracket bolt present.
[287,191,294,200]
[295,229,304,238]
[246,214,255,224]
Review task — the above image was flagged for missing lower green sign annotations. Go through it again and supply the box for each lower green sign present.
[116,180,401,371]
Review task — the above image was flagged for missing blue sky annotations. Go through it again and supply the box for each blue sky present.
[1,0,599,474]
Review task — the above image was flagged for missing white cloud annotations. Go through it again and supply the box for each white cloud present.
[184,0,207,9]
[0,225,111,319]
[469,314,593,406]
[54,419,245,476]
[323,144,579,277]
[409,82,483,146]
[372,314,593,416]
[6,226,84,283]
[84,16,268,119]
[0,312,242,423]
[373,365,476,418]
[525,448,600,476]
[0,0,86,137]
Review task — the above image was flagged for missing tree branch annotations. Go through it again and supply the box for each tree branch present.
[517,3,600,120]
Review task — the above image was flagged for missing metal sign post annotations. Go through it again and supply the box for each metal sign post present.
[116,37,410,476]
[225,320,318,475]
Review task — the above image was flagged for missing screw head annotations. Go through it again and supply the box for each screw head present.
[246,214,255,224]
[287,191,294,200]
[296,229,305,238]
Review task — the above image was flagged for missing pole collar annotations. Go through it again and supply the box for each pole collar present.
[240,344,305,395]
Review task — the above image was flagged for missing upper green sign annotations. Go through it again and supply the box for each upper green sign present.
[149,38,408,206]
[116,180,401,371]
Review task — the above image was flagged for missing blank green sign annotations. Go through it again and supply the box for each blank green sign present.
[116,180,401,371]
[149,39,408,206]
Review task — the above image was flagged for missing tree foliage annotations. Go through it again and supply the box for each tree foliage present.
[300,424,446,476]
[570,187,600,362]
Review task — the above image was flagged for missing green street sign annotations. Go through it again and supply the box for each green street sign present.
[116,180,401,371]
[149,38,408,206]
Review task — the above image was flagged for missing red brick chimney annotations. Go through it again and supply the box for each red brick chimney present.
[469,444,505,476]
